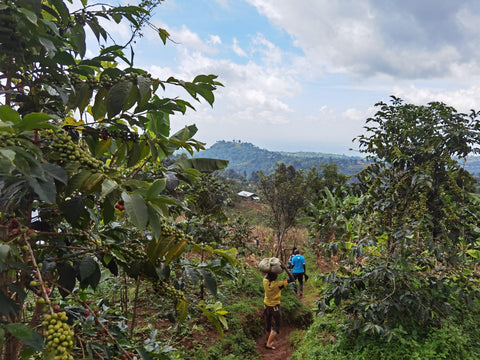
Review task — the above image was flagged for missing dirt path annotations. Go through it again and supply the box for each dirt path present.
[255,325,295,360]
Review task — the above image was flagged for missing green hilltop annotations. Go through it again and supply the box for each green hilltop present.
[193,141,480,178]
[193,140,368,177]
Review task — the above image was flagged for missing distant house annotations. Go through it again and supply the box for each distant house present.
[237,191,259,201]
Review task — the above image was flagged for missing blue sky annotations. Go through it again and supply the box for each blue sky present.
[100,0,480,155]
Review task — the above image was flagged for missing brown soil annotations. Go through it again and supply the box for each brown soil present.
[255,326,295,360]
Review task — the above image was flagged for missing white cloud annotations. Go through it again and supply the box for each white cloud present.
[232,38,247,57]
[208,35,222,46]
[392,85,480,112]
[133,0,480,153]
[246,0,480,81]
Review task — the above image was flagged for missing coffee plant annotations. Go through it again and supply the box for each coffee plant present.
[0,1,233,359]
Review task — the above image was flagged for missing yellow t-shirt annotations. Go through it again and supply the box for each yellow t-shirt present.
[263,278,288,307]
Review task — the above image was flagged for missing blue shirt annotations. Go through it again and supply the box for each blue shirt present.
[291,254,305,274]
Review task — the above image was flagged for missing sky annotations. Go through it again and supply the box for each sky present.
[100,0,480,155]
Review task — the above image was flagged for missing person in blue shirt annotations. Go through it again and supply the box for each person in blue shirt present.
[291,248,306,297]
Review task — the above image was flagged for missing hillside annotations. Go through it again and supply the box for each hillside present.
[193,140,368,177]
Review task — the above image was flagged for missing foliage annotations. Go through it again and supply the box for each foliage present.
[195,140,368,178]
[184,173,232,221]
[0,0,232,358]
[305,163,348,204]
[257,163,308,257]
[292,303,480,360]
[318,97,480,341]
[355,97,480,252]
[304,187,362,256]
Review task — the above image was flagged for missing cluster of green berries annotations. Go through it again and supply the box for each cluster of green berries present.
[158,280,185,301]
[0,132,17,146]
[69,71,151,90]
[42,312,75,360]
[100,127,139,142]
[160,223,193,244]
[44,130,104,172]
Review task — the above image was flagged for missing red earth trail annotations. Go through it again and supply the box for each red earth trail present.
[255,325,294,360]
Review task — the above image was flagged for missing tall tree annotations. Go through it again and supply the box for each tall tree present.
[258,163,307,257]
[0,1,230,358]
[322,97,480,337]
[356,96,480,254]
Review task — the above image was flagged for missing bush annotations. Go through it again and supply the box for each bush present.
[292,303,480,360]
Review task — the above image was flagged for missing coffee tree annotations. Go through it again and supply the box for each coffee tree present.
[322,97,480,337]
[0,1,232,359]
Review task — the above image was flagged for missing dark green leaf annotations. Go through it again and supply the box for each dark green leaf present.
[122,192,148,230]
[0,244,10,261]
[199,269,217,297]
[42,162,67,184]
[146,179,166,200]
[57,262,76,298]
[28,177,56,203]
[70,23,86,58]
[5,323,33,339]
[61,196,85,225]
[107,81,133,117]
[0,291,19,316]
[78,256,101,290]
[173,158,228,172]
[0,105,21,124]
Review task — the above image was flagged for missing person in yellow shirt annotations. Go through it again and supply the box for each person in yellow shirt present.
[263,262,295,350]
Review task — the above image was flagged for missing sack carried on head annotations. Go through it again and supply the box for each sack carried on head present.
[259,257,283,274]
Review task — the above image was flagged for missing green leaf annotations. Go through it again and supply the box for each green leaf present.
[14,112,55,132]
[18,7,37,24]
[146,179,166,200]
[126,141,142,167]
[0,244,10,261]
[5,323,33,339]
[21,330,44,352]
[199,269,217,297]
[67,170,92,194]
[107,81,133,117]
[61,196,85,225]
[123,82,139,111]
[101,179,118,199]
[0,105,21,124]
[467,249,480,259]
[92,87,107,120]
[83,172,105,192]
[158,28,170,44]
[136,75,152,108]
[122,192,148,230]
[70,23,86,58]
[213,248,239,266]
[78,256,101,290]
[50,0,70,25]
[0,291,19,316]
[39,37,56,56]
[176,299,188,323]
[164,241,188,266]
[147,204,162,240]
[198,305,223,338]
[146,111,170,137]
[28,177,56,203]
[57,262,76,298]
[102,197,115,224]
[42,162,67,184]
[95,138,111,157]
[173,158,229,172]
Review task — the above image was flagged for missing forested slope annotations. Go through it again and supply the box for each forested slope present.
[194,141,367,177]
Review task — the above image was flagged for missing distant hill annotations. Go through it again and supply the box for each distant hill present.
[193,141,368,177]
